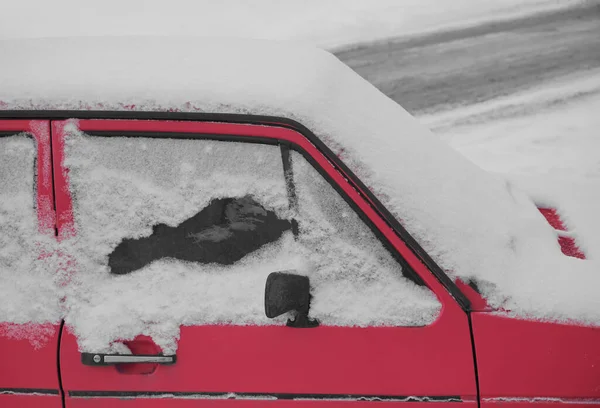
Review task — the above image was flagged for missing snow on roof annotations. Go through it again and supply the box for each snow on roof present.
[1,37,598,325]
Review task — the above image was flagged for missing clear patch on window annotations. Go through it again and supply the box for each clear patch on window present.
[109,195,292,274]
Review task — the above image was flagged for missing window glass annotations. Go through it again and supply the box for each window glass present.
[0,135,58,329]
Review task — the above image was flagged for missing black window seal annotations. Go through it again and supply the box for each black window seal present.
[0,110,471,311]
[0,131,21,137]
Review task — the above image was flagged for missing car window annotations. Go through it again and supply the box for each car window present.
[0,135,57,331]
[62,129,440,353]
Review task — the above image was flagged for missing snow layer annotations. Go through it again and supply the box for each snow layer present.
[427,72,600,261]
[424,73,600,323]
[0,0,579,48]
[62,129,438,352]
[291,152,440,326]
[0,136,60,326]
[0,37,597,326]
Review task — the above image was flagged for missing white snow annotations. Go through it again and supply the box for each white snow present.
[62,128,438,352]
[421,72,600,323]
[0,0,579,48]
[424,71,600,262]
[0,37,598,327]
[0,323,57,350]
[0,135,60,327]
[291,152,440,326]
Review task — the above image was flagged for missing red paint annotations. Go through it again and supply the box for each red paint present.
[472,313,600,400]
[66,398,473,408]
[0,120,61,406]
[61,318,474,396]
[537,208,586,259]
[538,208,567,231]
[29,120,55,235]
[0,394,63,408]
[557,236,586,259]
[455,280,490,312]
[52,120,76,239]
[54,120,476,405]
[0,323,61,389]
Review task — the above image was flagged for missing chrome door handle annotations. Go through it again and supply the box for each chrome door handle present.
[81,352,176,366]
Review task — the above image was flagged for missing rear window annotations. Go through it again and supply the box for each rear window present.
[62,128,440,353]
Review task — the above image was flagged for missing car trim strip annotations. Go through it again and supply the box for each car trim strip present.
[481,397,600,404]
[0,110,471,310]
[68,390,463,402]
[0,388,60,395]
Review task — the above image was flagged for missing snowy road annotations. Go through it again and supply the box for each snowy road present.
[335,3,600,116]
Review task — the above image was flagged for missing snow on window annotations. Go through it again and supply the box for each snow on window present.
[0,135,59,327]
[290,152,440,326]
[62,130,294,352]
[62,129,439,353]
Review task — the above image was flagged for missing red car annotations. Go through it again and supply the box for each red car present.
[0,38,598,408]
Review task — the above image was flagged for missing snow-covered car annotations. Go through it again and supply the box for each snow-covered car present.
[0,38,598,408]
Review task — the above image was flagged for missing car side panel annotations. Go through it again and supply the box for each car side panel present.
[0,323,61,390]
[472,313,600,400]
[61,312,474,396]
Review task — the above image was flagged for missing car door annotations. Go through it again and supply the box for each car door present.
[53,118,477,407]
[0,120,62,408]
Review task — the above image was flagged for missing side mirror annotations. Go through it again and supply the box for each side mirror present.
[264,272,319,328]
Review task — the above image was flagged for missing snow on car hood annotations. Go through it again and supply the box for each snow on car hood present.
[1,36,598,325]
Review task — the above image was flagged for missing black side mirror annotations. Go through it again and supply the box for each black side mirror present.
[265,272,319,328]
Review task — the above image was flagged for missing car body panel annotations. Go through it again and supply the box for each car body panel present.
[0,393,63,408]
[472,313,600,400]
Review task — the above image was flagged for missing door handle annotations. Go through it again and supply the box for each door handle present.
[81,352,177,366]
